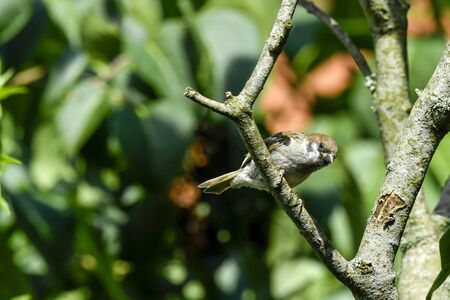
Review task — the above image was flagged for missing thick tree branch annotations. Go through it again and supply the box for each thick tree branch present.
[297,0,373,82]
[399,192,450,299]
[352,41,450,299]
[359,0,411,160]
[185,0,449,297]
[358,1,450,298]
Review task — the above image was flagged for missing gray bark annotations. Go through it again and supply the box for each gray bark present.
[185,0,450,297]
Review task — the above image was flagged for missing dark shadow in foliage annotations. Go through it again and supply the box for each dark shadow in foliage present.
[224,56,256,95]
[435,176,450,219]
[284,22,318,60]
[301,188,341,229]
[120,194,179,299]
[0,0,48,68]
[5,188,75,297]
[111,105,153,186]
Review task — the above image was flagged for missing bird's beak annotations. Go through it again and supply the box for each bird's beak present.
[323,153,334,164]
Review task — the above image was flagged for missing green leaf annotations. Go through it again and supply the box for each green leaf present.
[0,153,21,165]
[328,206,354,258]
[10,295,32,300]
[43,0,106,47]
[125,20,191,99]
[409,37,447,97]
[0,0,33,43]
[42,0,84,47]
[343,141,385,213]
[206,0,279,34]
[195,8,261,98]
[271,258,325,298]
[114,98,195,188]
[116,0,161,36]
[0,185,10,215]
[267,210,305,266]
[429,134,450,185]
[41,50,88,110]
[0,68,14,87]
[426,227,450,300]
[143,99,196,187]
[55,78,108,155]
[0,86,27,102]
[30,123,76,190]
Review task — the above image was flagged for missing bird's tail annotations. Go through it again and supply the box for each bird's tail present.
[198,170,239,195]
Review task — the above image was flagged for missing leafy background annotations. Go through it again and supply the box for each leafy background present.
[0,0,449,299]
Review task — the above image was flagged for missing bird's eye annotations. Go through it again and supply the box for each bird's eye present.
[318,142,325,151]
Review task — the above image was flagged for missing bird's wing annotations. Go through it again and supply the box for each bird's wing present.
[240,132,292,168]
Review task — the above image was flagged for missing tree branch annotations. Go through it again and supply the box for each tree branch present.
[399,192,450,299]
[297,0,373,84]
[185,0,450,297]
[185,0,353,287]
[238,0,297,108]
[352,41,450,299]
[183,87,235,118]
[359,0,411,159]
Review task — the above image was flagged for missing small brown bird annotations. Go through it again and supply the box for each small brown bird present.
[198,131,338,194]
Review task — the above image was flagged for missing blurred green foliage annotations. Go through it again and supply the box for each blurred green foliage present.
[0,0,449,299]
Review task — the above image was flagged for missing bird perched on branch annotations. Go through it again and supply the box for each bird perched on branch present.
[198,131,338,194]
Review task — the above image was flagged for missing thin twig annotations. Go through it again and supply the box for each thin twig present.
[239,0,297,107]
[184,87,234,117]
[297,0,372,80]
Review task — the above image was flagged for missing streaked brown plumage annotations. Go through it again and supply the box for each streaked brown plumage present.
[198,131,338,194]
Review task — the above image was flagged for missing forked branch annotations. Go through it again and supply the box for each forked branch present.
[184,0,450,298]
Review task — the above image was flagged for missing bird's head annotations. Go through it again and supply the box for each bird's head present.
[306,133,338,166]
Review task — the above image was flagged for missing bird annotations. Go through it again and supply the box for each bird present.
[198,131,338,194]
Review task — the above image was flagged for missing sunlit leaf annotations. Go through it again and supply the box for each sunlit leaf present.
[9,230,48,275]
[30,123,76,190]
[51,288,90,300]
[0,153,20,165]
[0,86,27,102]
[42,0,105,47]
[116,0,162,36]
[0,185,10,215]
[10,294,31,300]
